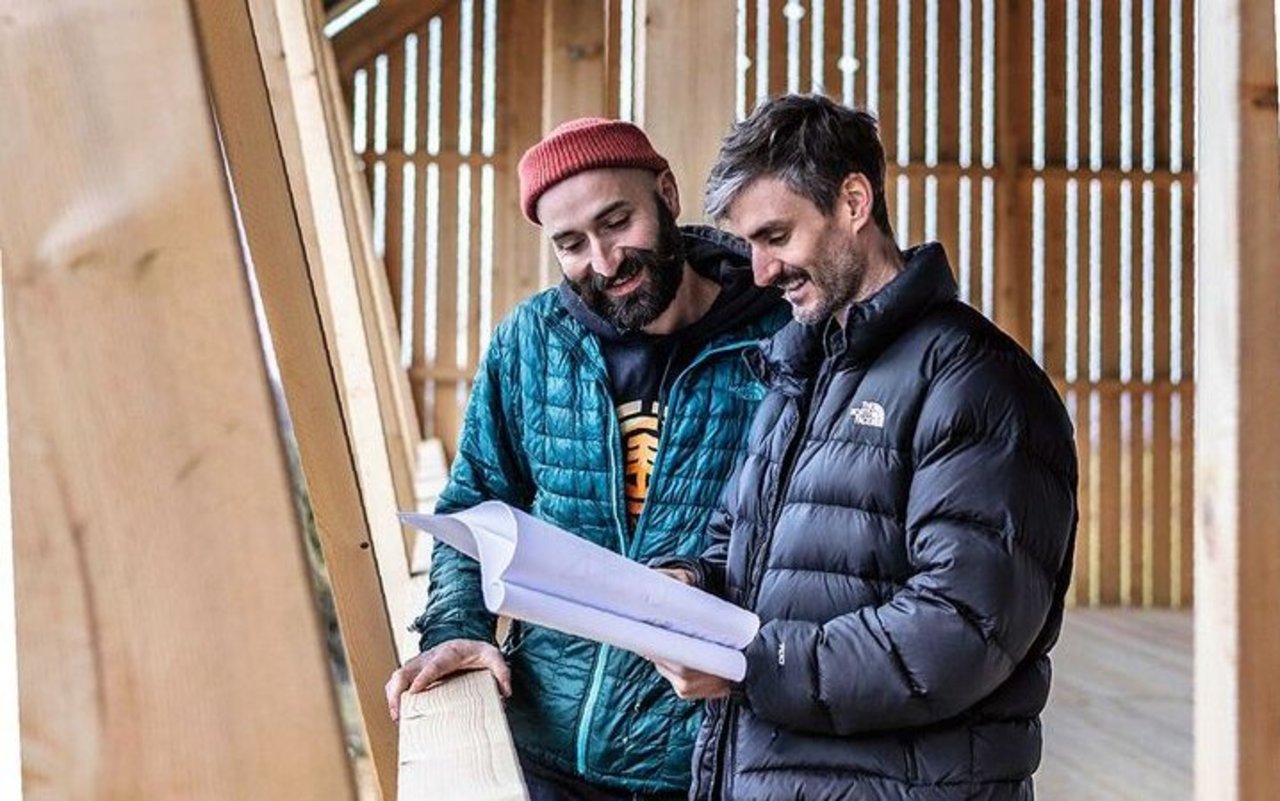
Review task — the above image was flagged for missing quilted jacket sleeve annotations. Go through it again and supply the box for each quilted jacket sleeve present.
[741,343,1077,735]
[412,321,533,652]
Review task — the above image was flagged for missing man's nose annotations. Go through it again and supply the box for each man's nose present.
[590,238,623,278]
[751,248,782,288]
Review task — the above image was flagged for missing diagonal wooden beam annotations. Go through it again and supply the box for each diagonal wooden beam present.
[0,1,356,796]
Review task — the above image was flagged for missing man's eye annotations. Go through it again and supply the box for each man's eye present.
[767,233,790,246]
[558,238,585,253]
[603,215,629,231]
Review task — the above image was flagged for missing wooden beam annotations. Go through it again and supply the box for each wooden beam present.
[242,0,420,664]
[635,0,737,223]
[1195,0,1280,798]
[332,0,455,76]
[0,254,18,801]
[0,2,355,797]
[543,0,609,128]
[993,0,1032,348]
[398,672,527,801]
[191,0,408,797]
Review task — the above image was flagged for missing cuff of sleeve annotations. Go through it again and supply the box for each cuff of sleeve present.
[741,619,831,732]
[645,556,709,590]
[413,616,496,653]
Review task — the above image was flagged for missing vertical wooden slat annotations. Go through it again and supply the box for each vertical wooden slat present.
[435,7,463,459]
[1175,0,1194,610]
[1149,189,1173,609]
[1042,1,1068,382]
[494,0,545,317]
[1177,177,1194,608]
[993,0,1032,348]
[543,0,609,127]
[768,0,789,96]
[639,0,738,223]
[385,39,407,318]
[1,2,357,797]
[1092,0,1122,606]
[604,0,624,118]
[933,1,960,260]
[822,0,847,100]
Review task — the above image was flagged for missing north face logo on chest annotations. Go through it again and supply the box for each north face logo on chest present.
[849,400,886,428]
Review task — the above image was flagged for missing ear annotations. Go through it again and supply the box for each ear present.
[839,172,874,235]
[656,169,682,220]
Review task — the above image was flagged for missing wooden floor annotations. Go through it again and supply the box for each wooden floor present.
[1038,608,1192,800]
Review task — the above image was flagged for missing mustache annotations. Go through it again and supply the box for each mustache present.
[586,248,659,291]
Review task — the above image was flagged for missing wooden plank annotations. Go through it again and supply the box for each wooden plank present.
[0,2,356,797]
[1177,179,1194,609]
[604,0,624,118]
[992,0,1032,348]
[493,0,546,317]
[197,1,416,797]
[255,0,421,662]
[385,37,407,317]
[398,672,527,800]
[1066,388,1090,606]
[543,0,608,127]
[319,12,424,504]
[767,0,788,97]
[822,0,847,101]
[0,256,18,801]
[1195,0,1280,795]
[435,6,464,459]
[333,0,456,75]
[639,0,737,223]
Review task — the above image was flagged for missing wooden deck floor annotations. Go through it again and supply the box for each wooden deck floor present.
[1038,608,1192,800]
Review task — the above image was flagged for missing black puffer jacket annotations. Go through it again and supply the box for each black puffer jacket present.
[686,244,1078,800]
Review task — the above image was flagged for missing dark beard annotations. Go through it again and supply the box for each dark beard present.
[570,195,686,333]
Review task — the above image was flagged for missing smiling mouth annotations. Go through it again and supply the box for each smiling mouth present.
[776,275,810,297]
[605,271,646,297]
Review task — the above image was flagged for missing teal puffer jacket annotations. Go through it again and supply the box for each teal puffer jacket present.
[413,257,786,794]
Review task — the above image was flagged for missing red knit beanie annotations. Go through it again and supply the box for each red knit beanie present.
[518,118,671,225]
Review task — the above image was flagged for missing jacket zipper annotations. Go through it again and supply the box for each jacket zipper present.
[705,355,838,793]
[575,402,628,775]
[572,338,756,777]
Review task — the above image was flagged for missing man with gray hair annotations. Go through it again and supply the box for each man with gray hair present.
[651,94,1078,800]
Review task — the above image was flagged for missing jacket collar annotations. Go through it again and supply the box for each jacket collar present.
[748,242,957,393]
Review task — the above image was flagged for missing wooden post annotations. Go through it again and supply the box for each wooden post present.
[634,0,738,222]
[993,0,1032,348]
[0,1,356,797]
[190,0,409,797]
[1195,0,1280,797]
[0,252,19,801]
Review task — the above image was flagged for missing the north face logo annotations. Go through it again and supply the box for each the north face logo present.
[850,400,886,428]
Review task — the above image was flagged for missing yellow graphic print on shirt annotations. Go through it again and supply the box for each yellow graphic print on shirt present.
[617,399,663,527]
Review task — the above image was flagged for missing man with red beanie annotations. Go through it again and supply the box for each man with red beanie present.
[385,118,787,799]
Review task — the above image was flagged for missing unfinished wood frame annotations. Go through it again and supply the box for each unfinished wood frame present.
[190,0,421,796]
[0,1,355,796]
[1194,0,1280,797]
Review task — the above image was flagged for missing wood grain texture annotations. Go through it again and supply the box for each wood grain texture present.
[1,2,355,797]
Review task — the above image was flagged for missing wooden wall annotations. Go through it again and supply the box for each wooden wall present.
[330,0,1198,608]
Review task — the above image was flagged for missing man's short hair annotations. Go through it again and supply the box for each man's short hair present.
[704,93,894,239]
